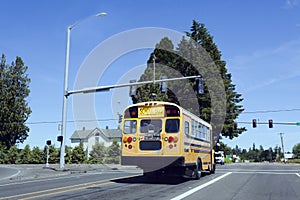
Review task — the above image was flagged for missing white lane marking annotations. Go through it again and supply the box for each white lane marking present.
[230,171,299,175]
[296,173,300,178]
[170,172,232,200]
[218,169,299,172]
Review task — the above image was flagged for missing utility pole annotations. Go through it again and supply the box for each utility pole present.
[279,133,286,162]
[153,55,156,84]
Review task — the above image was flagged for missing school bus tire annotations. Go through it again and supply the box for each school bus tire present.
[194,158,202,180]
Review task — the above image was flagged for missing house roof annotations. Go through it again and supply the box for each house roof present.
[70,127,121,140]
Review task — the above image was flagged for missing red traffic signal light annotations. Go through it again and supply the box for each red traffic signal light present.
[252,119,257,128]
[269,119,273,128]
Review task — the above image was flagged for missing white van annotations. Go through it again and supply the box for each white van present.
[215,151,225,165]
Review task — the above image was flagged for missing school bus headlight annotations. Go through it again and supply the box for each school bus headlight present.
[123,137,128,143]
[132,137,136,142]
[164,137,168,141]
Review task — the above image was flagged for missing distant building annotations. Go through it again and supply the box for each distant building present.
[70,127,121,157]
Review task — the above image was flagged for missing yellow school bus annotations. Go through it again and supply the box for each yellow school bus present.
[121,101,215,179]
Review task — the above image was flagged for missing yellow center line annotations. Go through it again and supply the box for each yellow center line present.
[21,181,113,200]
[0,173,141,200]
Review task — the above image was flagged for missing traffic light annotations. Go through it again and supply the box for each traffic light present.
[46,140,51,146]
[234,121,238,130]
[57,136,63,142]
[252,119,257,128]
[195,77,204,94]
[268,119,273,128]
[129,80,137,97]
[159,76,167,93]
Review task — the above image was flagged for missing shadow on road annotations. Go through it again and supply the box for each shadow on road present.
[112,174,188,185]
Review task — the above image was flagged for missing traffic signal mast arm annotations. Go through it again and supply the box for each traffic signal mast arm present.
[237,121,300,126]
[67,75,202,96]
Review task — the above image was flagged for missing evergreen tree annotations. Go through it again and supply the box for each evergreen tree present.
[46,145,60,164]
[64,146,72,164]
[7,145,19,164]
[31,146,45,164]
[89,142,107,164]
[105,140,121,164]
[292,143,300,159]
[71,142,86,164]
[132,20,245,139]
[0,144,8,164]
[18,144,32,164]
[0,54,31,148]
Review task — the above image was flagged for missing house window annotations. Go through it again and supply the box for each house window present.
[95,132,100,144]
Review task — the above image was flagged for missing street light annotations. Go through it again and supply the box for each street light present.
[60,12,107,169]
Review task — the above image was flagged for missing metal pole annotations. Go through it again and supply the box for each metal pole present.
[153,55,156,84]
[46,144,50,167]
[280,133,286,162]
[60,26,71,169]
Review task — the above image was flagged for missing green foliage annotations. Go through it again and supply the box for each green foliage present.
[0,54,31,149]
[131,20,245,139]
[18,144,32,164]
[106,140,121,164]
[65,145,72,164]
[7,145,19,164]
[292,143,300,159]
[71,142,86,164]
[89,142,107,164]
[88,140,121,164]
[46,145,60,164]
[31,146,45,164]
[0,144,8,164]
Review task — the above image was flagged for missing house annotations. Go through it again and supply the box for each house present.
[70,127,122,157]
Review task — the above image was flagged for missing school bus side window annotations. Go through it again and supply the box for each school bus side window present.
[124,120,137,134]
[185,121,189,135]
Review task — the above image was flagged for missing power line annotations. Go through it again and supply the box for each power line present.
[242,108,300,114]
[0,118,118,125]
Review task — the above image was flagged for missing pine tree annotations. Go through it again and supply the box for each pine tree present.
[71,142,86,164]
[186,20,245,138]
[7,145,19,164]
[64,146,72,164]
[0,54,31,148]
[31,146,45,164]
[89,142,107,164]
[132,20,245,139]
[105,140,121,164]
[18,144,32,164]
[46,145,60,164]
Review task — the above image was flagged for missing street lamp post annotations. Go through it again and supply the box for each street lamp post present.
[60,12,107,169]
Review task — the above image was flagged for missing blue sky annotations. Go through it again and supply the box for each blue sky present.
[1,0,300,152]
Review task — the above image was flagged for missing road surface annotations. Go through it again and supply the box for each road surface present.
[0,166,19,181]
[0,163,299,200]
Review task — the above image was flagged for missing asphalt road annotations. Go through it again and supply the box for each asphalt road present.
[0,163,299,200]
[0,166,19,181]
